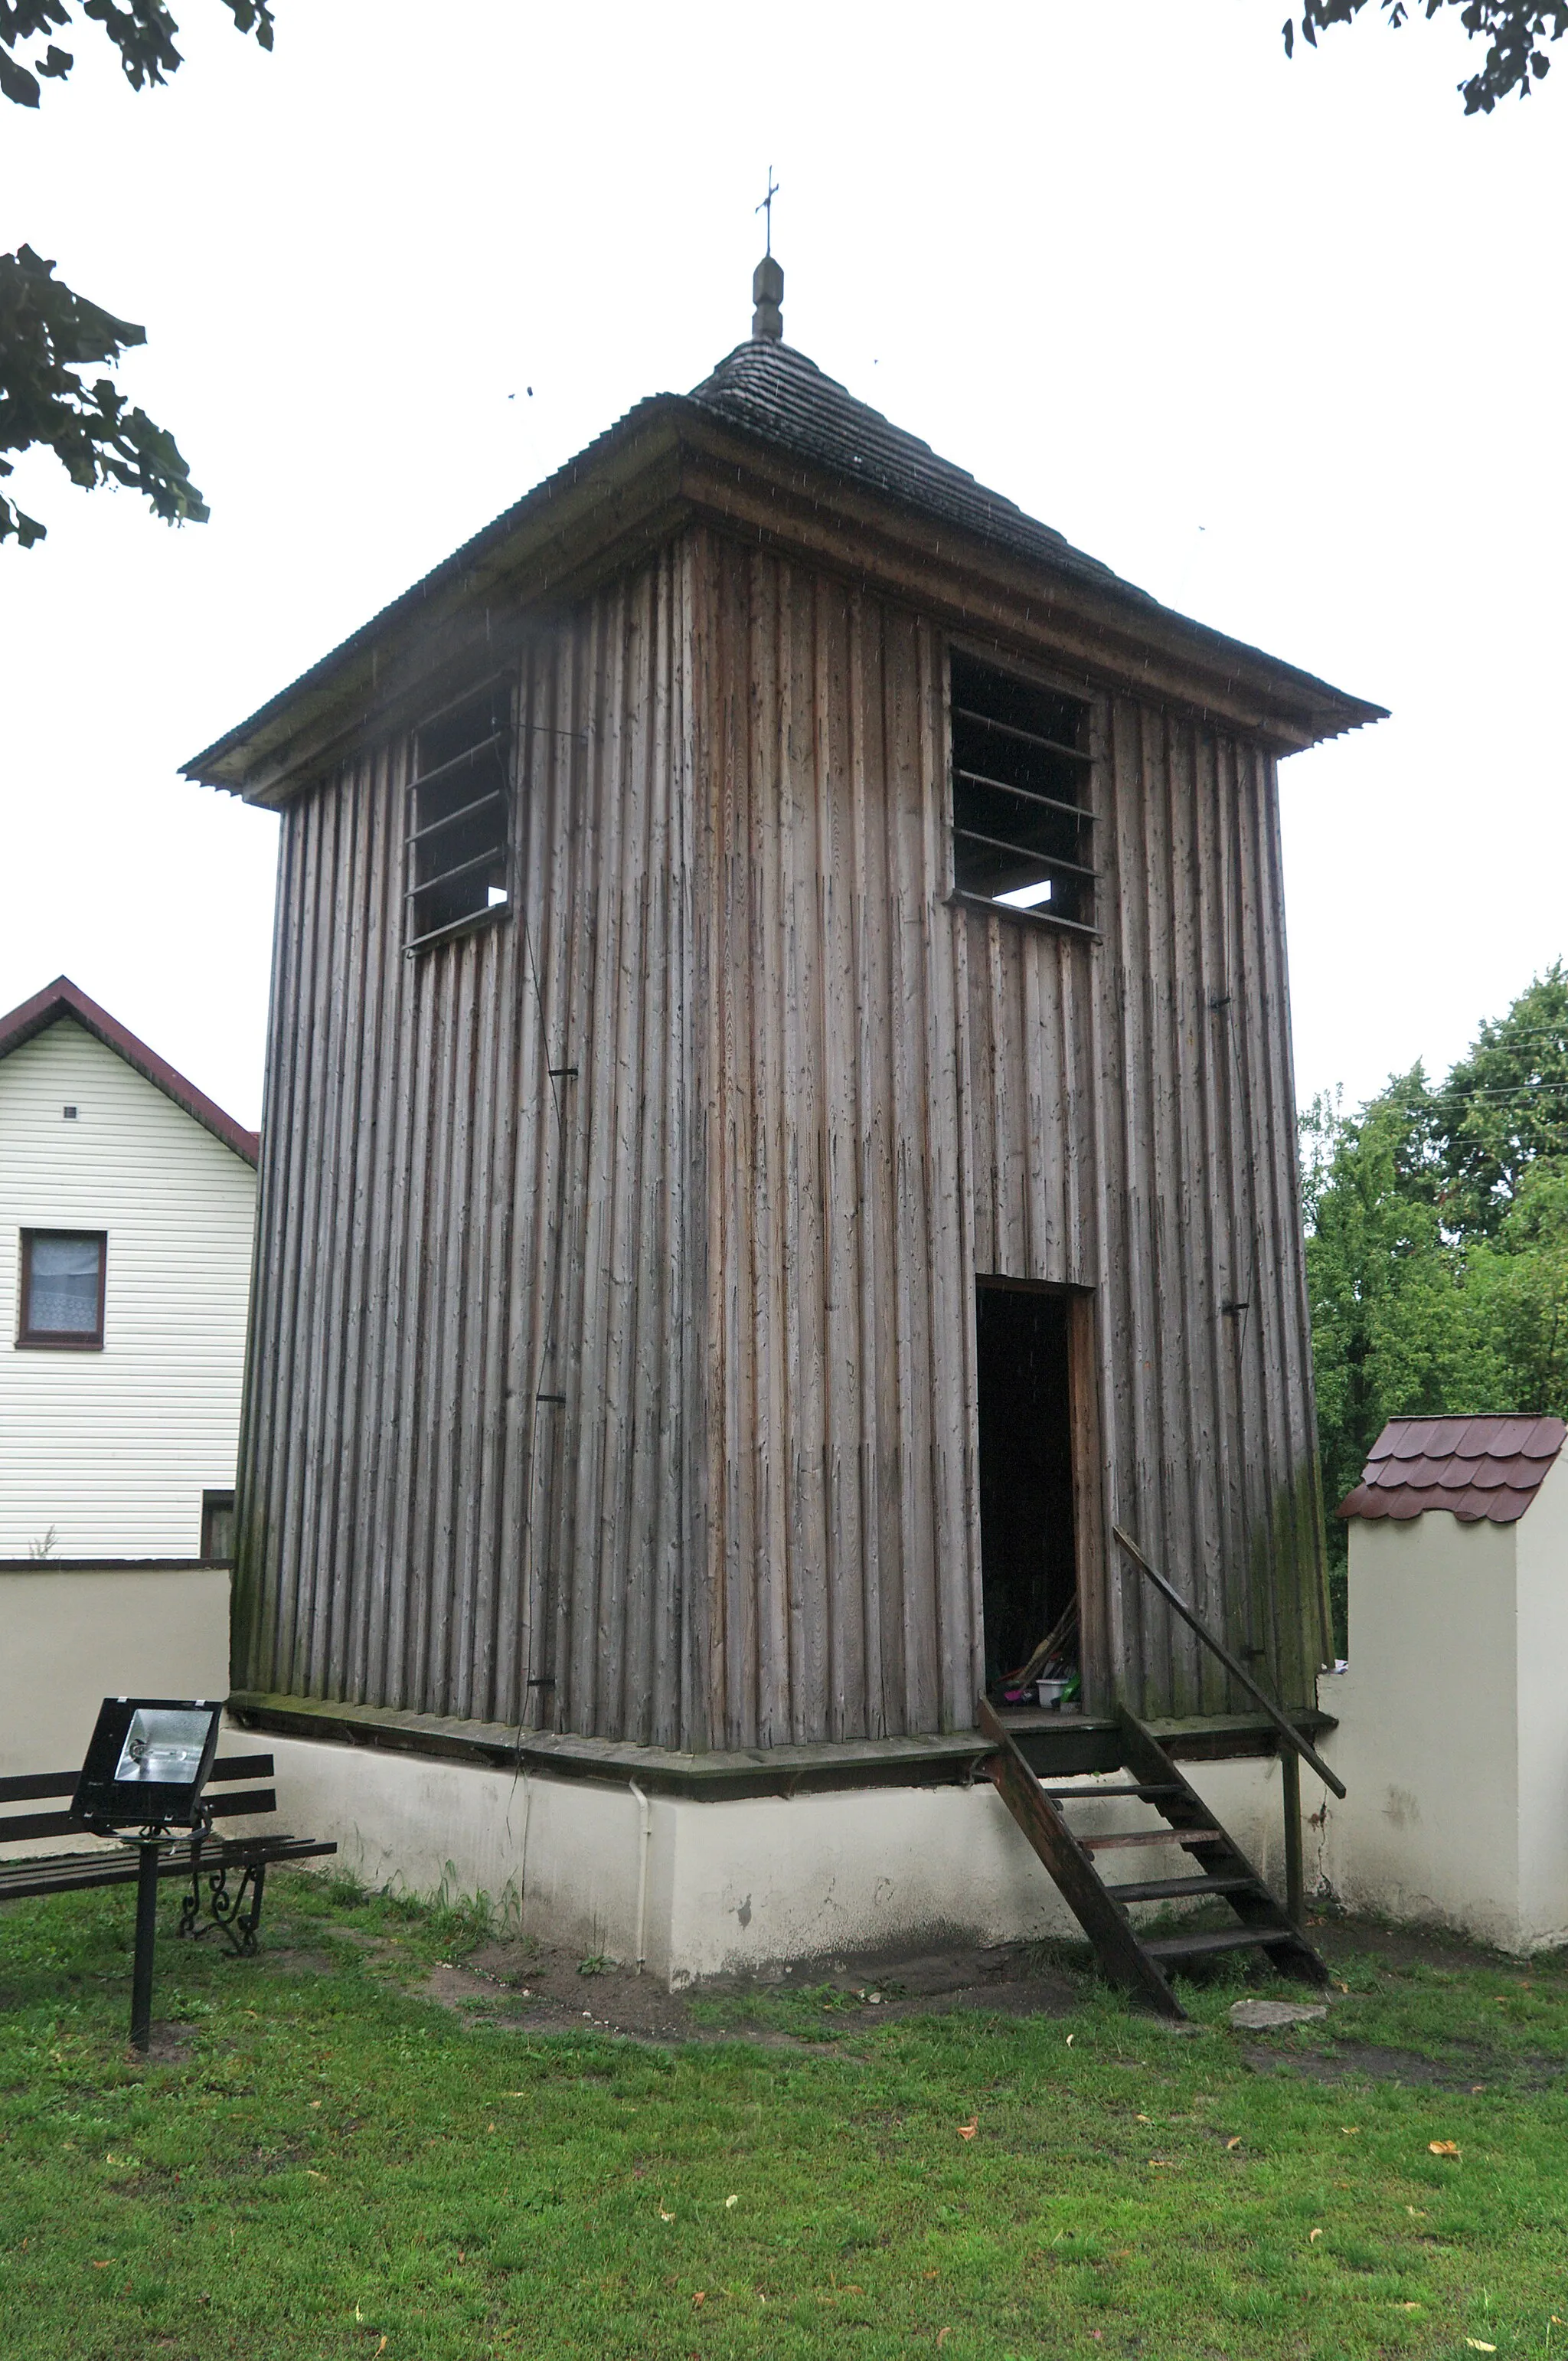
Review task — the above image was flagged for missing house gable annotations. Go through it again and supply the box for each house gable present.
[0,978,257,1169]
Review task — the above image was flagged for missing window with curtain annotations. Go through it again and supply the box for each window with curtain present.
[18,1231,106,1348]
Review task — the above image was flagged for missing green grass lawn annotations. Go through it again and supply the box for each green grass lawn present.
[2,1871,1566,2359]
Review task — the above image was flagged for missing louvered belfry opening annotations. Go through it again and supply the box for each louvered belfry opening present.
[949,652,1095,929]
[405,677,513,950]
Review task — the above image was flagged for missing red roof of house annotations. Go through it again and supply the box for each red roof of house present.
[0,976,258,1167]
[1337,1414,1567,1525]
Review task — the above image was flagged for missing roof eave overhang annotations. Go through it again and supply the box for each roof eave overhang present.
[183,402,693,807]
[675,415,1385,755]
[185,397,1384,807]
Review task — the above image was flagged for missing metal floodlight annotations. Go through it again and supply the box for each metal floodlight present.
[74,1697,223,1835]
[70,1697,224,2056]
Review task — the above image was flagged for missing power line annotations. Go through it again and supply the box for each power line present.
[1436,1081,1568,1105]
[1319,1079,1568,1118]
[1448,1021,1568,1050]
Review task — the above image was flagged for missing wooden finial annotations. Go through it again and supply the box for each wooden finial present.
[752,253,784,342]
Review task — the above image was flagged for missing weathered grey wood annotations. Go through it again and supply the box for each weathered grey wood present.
[1076,1827,1224,1852]
[1115,1708,1330,1987]
[233,514,1334,1751]
[846,589,887,1738]
[345,742,398,1707]
[1191,724,1243,1716]
[675,535,708,1754]
[1103,1870,1257,1903]
[817,578,863,1741]
[1142,1924,1300,1961]
[1035,1781,1177,1800]
[978,1699,1184,2017]
[1114,1534,1345,1797]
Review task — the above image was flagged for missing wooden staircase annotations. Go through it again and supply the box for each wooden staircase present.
[979,1696,1331,2021]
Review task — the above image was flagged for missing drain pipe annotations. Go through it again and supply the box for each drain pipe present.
[629,1781,652,1975]
[518,1769,534,1937]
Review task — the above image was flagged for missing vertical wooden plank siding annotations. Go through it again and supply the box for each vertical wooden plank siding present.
[235,523,1328,1745]
[234,545,698,1743]
[1090,704,1326,1713]
[689,531,1325,1741]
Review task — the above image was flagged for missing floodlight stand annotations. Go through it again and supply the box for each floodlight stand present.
[130,1839,161,2053]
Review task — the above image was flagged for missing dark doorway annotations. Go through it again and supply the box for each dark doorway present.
[975,1282,1079,1697]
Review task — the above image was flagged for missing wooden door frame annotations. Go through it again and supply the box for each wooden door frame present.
[1063,1288,1109,1712]
[972,1276,1107,1712]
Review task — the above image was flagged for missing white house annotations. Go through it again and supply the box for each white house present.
[0,976,258,1559]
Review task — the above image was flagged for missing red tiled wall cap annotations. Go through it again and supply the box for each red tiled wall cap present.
[1337,1414,1567,1525]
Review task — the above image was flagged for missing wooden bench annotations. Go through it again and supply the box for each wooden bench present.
[0,1753,336,1956]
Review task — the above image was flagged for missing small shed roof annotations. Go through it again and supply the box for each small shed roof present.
[0,976,259,1167]
[1337,1414,1568,1525]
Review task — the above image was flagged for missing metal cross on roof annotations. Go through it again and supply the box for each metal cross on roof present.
[755,166,779,257]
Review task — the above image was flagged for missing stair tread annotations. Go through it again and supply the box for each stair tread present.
[1077,1826,1225,1852]
[1105,1872,1260,1903]
[1035,1782,1181,1800]
[1142,1924,1299,1960]
[978,1699,1332,2020]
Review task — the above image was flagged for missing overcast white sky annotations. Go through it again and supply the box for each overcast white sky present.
[2,0,1563,1130]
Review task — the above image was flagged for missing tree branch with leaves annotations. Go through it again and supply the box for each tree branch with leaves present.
[0,0,274,545]
[0,244,209,544]
[1283,0,1568,113]
[0,0,273,107]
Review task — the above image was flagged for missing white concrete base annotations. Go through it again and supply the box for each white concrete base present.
[250,1729,1290,1985]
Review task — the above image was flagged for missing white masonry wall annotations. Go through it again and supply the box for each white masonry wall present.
[1511,1454,1568,1949]
[0,1019,256,1556]
[1316,1455,1568,1954]
[242,1729,1288,1984]
[1317,1512,1522,1945]
[0,1561,232,1787]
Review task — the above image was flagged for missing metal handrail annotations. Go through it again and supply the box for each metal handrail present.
[1113,1525,1345,1800]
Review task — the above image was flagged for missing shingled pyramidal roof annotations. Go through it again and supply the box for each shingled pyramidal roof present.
[685,336,1154,608]
[1338,1414,1568,1525]
[183,257,1384,800]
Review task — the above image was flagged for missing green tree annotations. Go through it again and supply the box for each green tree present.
[1,2,275,546]
[1282,1,1567,113]
[1432,960,1568,1238]
[1304,1069,1501,1525]
[1471,1159,1568,1407]
[1305,969,1568,1649]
